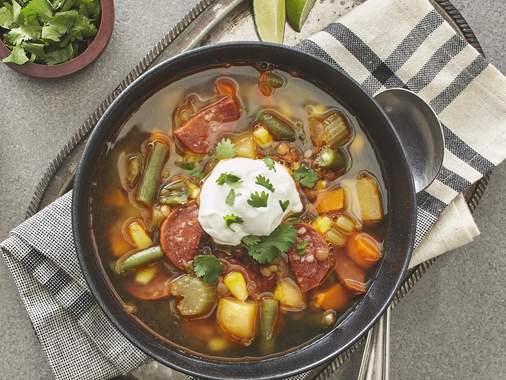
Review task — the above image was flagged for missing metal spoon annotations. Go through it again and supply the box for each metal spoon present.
[357,88,444,380]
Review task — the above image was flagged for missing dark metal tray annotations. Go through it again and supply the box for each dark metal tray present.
[25,0,491,378]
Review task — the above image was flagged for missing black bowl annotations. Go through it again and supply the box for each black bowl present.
[73,43,416,379]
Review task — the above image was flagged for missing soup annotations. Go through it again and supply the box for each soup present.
[90,64,387,358]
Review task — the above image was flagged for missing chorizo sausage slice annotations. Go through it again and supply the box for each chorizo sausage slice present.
[174,96,241,154]
[288,223,333,293]
[160,202,203,270]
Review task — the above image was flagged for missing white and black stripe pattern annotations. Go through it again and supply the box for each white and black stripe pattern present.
[1,192,149,380]
[297,0,506,247]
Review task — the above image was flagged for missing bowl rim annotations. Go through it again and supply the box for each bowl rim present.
[0,0,114,79]
[72,42,416,380]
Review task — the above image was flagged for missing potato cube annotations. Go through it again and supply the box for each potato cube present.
[356,173,383,222]
[217,298,258,345]
[274,278,305,310]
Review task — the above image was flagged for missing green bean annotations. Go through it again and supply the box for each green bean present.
[126,154,142,188]
[136,141,170,206]
[159,193,188,205]
[257,111,297,141]
[159,177,189,205]
[114,245,164,274]
[259,298,279,341]
[315,147,347,170]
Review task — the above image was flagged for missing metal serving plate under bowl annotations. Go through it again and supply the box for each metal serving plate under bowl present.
[26,1,491,379]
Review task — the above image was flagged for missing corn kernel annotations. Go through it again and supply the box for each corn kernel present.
[315,180,327,191]
[128,221,152,249]
[311,216,333,234]
[253,126,274,148]
[208,337,230,352]
[276,142,289,155]
[234,134,257,159]
[224,271,248,301]
[134,266,157,285]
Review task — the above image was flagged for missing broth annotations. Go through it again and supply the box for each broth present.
[90,64,387,358]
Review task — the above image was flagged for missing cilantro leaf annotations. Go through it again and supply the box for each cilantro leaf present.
[223,214,244,231]
[193,255,223,284]
[263,156,276,172]
[0,0,99,65]
[4,23,42,45]
[77,0,101,20]
[70,13,96,39]
[41,23,61,41]
[279,200,289,212]
[225,188,239,207]
[296,239,310,256]
[0,4,14,29]
[11,0,21,22]
[2,45,28,64]
[247,191,269,208]
[20,0,53,21]
[293,164,319,188]
[45,43,73,64]
[255,175,274,192]
[215,138,237,160]
[216,172,241,186]
[21,41,45,60]
[242,224,297,264]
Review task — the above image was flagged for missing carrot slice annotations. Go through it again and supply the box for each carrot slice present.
[334,249,367,294]
[346,232,382,269]
[311,283,352,311]
[315,188,345,213]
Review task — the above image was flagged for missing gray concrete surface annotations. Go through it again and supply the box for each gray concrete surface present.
[0,0,504,379]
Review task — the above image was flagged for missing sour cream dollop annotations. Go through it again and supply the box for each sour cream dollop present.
[198,157,303,245]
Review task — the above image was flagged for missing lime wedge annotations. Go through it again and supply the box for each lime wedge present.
[287,0,316,32]
[253,0,286,43]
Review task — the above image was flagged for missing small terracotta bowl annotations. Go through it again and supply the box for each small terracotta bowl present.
[0,0,114,78]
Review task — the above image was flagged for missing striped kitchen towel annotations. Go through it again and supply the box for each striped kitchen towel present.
[297,0,506,247]
[1,0,505,380]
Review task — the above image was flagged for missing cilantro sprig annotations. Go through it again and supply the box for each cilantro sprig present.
[223,214,243,230]
[255,175,274,192]
[293,164,319,188]
[193,255,223,284]
[263,156,276,172]
[242,224,297,264]
[1,0,101,65]
[247,191,269,208]
[225,188,239,206]
[215,138,236,160]
[216,172,241,186]
[279,200,290,212]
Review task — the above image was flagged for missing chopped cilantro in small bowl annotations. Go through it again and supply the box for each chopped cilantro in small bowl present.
[0,0,114,78]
